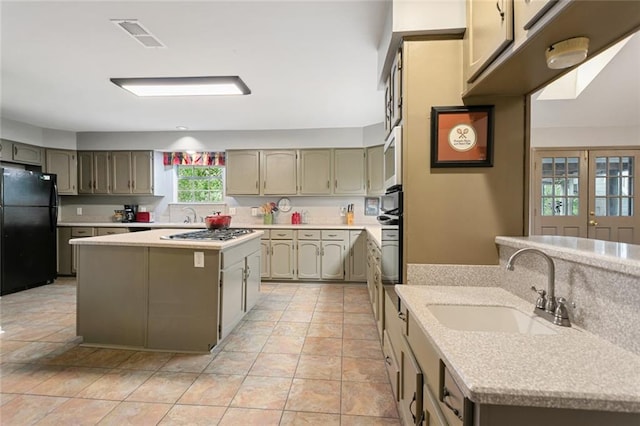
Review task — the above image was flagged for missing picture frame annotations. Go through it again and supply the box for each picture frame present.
[364,197,380,216]
[430,105,494,168]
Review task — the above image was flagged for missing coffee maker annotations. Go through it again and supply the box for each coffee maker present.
[123,204,138,222]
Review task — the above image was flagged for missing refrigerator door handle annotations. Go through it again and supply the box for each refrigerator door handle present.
[49,180,59,231]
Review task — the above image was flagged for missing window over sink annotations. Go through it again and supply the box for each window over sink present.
[176,165,225,202]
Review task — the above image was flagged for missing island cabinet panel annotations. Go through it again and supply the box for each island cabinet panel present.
[147,248,220,352]
[76,245,148,348]
[245,250,261,309]
[220,258,245,339]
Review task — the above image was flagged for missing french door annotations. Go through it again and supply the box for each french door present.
[532,149,639,244]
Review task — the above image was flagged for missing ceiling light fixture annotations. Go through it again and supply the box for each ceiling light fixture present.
[176,126,188,131]
[545,37,590,69]
[110,76,251,97]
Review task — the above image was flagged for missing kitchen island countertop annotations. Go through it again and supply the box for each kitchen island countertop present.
[69,228,264,250]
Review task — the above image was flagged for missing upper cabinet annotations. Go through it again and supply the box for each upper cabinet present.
[262,150,298,195]
[226,150,297,196]
[0,139,44,166]
[333,148,366,195]
[466,0,514,84]
[299,149,332,195]
[384,49,403,136]
[226,150,260,195]
[464,0,640,96]
[78,150,153,195]
[111,151,154,195]
[45,149,78,195]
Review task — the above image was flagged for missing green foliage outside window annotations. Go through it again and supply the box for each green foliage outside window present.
[177,166,224,202]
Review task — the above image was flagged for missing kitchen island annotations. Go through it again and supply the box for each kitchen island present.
[70,228,263,353]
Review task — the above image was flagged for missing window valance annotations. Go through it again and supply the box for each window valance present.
[163,151,225,166]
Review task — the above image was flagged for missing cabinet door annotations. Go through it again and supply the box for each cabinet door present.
[299,149,331,195]
[334,149,366,195]
[78,151,94,194]
[383,330,400,403]
[0,139,11,161]
[270,240,295,279]
[46,149,77,195]
[262,150,297,195]
[348,230,367,282]
[93,152,111,194]
[400,334,424,426]
[391,49,402,127]
[297,240,321,280]
[226,150,260,195]
[245,250,261,311]
[111,151,132,194]
[384,75,391,136]
[220,260,245,339]
[12,142,43,165]
[467,0,514,83]
[57,227,73,275]
[132,151,154,194]
[260,240,271,278]
[516,0,556,31]
[366,145,385,195]
[321,240,345,280]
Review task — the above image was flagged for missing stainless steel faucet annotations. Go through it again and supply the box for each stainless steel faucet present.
[182,207,197,223]
[506,247,571,327]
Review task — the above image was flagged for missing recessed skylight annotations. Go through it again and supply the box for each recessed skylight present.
[110,76,251,97]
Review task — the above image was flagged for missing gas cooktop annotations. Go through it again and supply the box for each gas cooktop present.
[161,228,254,241]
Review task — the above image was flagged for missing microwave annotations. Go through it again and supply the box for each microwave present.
[384,126,402,190]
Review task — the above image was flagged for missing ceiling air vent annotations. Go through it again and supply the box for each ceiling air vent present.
[111,19,165,48]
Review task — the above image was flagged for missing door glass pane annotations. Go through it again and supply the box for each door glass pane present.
[595,197,607,216]
[554,158,566,175]
[621,177,631,196]
[608,157,620,176]
[554,198,565,215]
[608,176,620,196]
[595,157,607,175]
[542,158,553,177]
[608,198,620,216]
[542,178,554,196]
[568,178,579,196]
[622,156,633,175]
[567,157,579,176]
[541,198,553,216]
[554,178,566,196]
[622,198,632,216]
[595,177,607,196]
[568,197,579,216]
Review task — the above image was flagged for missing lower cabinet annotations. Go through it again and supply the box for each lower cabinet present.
[261,229,295,280]
[220,240,262,339]
[297,238,321,279]
[348,230,367,282]
[296,230,347,281]
[400,334,424,426]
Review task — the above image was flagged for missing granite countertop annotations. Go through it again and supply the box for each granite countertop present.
[69,228,264,250]
[395,285,640,413]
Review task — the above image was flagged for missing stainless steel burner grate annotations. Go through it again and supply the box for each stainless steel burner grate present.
[161,228,254,241]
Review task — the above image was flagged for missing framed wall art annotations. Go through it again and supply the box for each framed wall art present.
[430,105,494,168]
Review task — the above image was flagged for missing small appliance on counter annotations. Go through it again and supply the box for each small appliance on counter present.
[135,211,154,223]
[123,204,138,223]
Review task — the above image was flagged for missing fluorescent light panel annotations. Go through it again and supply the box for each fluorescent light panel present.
[110,76,251,97]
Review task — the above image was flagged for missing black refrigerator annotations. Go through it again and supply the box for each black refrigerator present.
[1,168,58,295]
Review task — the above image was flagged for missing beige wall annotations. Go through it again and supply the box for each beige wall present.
[403,40,526,265]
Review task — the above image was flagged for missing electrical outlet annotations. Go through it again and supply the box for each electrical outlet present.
[194,252,204,268]
[251,207,258,217]
[76,207,83,216]
[229,207,237,215]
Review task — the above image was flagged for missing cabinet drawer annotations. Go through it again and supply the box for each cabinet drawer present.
[383,329,400,402]
[260,230,270,240]
[406,311,441,397]
[297,230,321,240]
[97,227,128,236]
[270,229,294,239]
[439,362,471,426]
[321,230,347,240]
[381,229,399,240]
[71,227,95,237]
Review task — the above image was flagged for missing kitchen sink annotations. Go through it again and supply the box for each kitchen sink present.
[426,304,556,335]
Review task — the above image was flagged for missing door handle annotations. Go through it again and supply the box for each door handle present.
[588,220,598,226]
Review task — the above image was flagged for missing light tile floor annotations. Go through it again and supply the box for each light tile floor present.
[0,278,400,425]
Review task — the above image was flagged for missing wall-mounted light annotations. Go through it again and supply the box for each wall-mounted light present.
[545,37,590,69]
[110,76,251,97]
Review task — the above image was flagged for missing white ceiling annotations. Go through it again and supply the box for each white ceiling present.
[0,0,389,133]
[2,1,637,135]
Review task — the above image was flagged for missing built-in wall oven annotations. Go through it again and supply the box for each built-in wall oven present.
[377,185,403,284]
